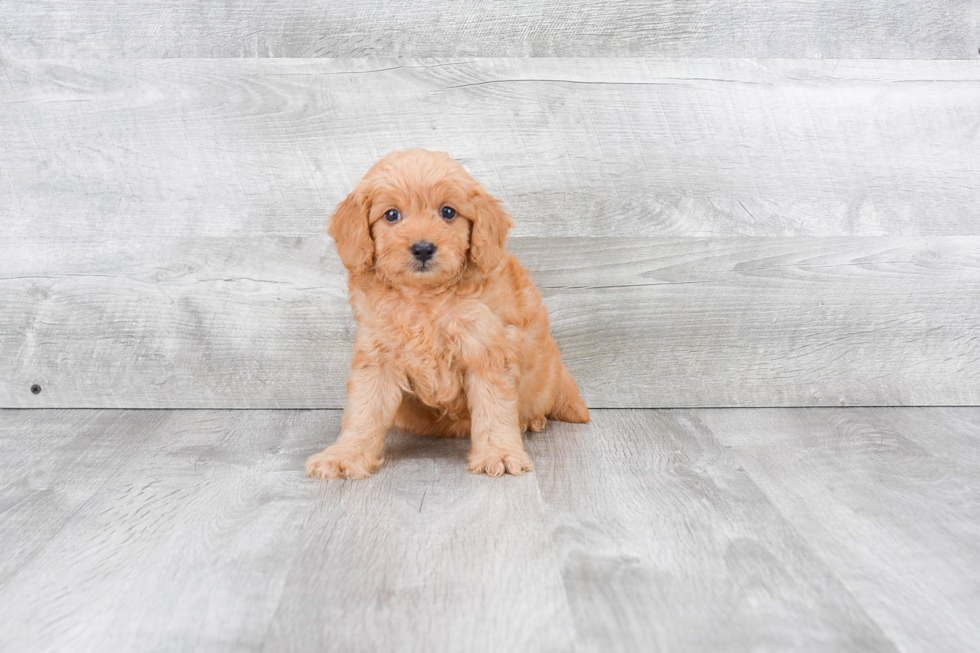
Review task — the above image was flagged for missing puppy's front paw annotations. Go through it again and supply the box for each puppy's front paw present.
[305,445,383,480]
[468,447,534,477]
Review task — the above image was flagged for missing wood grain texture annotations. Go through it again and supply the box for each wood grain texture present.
[703,407,980,653]
[526,410,896,652]
[3,236,978,409]
[0,0,976,58]
[7,407,978,650]
[262,426,574,652]
[0,409,574,652]
[0,409,322,651]
[0,237,353,409]
[2,58,979,240]
[0,410,173,588]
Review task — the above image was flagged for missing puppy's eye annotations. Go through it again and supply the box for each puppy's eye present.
[440,206,457,221]
[383,209,401,223]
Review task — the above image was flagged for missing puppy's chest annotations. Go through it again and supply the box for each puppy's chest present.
[376,302,468,407]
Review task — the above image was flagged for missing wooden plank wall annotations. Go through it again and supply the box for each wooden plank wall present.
[1,1,977,58]
[2,8,979,408]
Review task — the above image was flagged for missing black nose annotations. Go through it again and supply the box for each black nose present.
[411,241,436,263]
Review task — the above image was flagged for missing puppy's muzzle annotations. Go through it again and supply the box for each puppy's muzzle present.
[411,241,436,264]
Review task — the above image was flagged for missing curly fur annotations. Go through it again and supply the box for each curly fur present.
[305,148,588,479]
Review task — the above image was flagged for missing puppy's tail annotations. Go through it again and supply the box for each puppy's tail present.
[548,364,590,423]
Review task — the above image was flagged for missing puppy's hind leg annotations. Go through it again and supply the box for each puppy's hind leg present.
[525,415,548,432]
[547,364,590,424]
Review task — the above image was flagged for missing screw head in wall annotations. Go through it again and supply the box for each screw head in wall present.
[31,384,42,395]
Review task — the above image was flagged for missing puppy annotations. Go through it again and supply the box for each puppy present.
[305,148,589,479]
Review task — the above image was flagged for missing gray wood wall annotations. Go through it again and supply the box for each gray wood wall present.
[2,5,979,408]
[2,1,978,58]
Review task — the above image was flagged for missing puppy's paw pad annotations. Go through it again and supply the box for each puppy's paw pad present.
[305,448,381,480]
[468,450,534,477]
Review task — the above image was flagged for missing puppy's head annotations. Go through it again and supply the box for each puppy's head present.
[328,149,513,288]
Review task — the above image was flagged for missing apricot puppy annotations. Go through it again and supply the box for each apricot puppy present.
[305,149,588,479]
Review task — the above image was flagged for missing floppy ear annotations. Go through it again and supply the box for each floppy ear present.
[468,185,513,275]
[327,186,373,274]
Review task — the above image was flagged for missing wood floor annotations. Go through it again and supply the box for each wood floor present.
[1,407,978,652]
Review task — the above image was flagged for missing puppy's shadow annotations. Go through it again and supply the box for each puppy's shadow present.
[384,428,470,466]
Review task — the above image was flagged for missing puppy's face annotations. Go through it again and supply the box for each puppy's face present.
[368,171,472,289]
[328,149,513,288]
